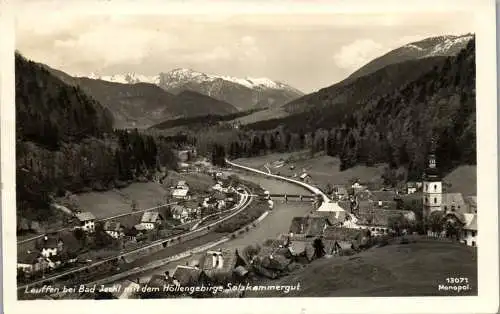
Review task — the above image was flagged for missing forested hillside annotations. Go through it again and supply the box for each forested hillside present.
[207,38,476,179]
[283,56,447,115]
[16,53,178,229]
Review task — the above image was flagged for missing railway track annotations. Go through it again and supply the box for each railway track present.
[18,186,253,293]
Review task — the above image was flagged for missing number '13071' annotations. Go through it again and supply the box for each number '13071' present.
[446,277,469,284]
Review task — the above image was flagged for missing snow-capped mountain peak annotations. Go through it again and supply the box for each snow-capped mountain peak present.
[156,68,299,92]
[425,34,474,57]
[82,72,160,85]
[401,34,474,58]
[82,68,299,93]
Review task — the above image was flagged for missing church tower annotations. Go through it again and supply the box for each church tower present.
[422,152,442,217]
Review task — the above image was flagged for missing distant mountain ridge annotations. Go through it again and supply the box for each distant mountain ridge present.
[347,33,473,81]
[82,68,304,111]
[47,67,239,129]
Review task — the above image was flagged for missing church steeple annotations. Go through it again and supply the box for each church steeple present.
[422,142,443,217]
[423,137,441,181]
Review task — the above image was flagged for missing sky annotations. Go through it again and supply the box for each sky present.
[14,1,475,93]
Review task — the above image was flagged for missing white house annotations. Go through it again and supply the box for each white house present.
[104,221,124,239]
[217,199,226,211]
[267,199,274,209]
[17,251,48,274]
[171,205,190,223]
[299,172,312,183]
[461,213,477,247]
[406,182,417,194]
[351,181,364,189]
[137,211,164,230]
[40,236,63,258]
[172,188,190,200]
[75,211,96,232]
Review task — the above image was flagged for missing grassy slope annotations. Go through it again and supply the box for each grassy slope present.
[249,239,477,297]
[235,152,387,187]
[70,172,214,219]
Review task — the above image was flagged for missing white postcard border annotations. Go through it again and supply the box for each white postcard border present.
[1,1,498,313]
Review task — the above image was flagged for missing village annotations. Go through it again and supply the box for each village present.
[16,147,255,285]
[91,152,478,299]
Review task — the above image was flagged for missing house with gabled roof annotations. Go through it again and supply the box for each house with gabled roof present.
[75,211,96,232]
[104,221,124,239]
[39,235,64,258]
[136,211,164,230]
[334,185,349,200]
[17,251,49,275]
[465,196,477,213]
[309,210,347,226]
[287,240,315,262]
[443,212,477,247]
[172,188,190,200]
[255,246,291,270]
[406,182,418,194]
[172,265,210,286]
[288,216,330,238]
[462,213,477,247]
[200,248,246,279]
[299,172,312,183]
[442,193,466,213]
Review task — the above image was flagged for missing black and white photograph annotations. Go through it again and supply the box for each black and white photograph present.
[1,0,498,313]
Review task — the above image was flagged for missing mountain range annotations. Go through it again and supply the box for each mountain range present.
[84,69,304,112]
[47,67,240,129]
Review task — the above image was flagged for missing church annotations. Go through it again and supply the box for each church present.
[422,153,478,247]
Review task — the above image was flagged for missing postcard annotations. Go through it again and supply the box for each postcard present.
[1,0,498,313]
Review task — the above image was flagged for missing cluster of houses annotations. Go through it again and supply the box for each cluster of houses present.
[17,175,241,279]
[125,217,375,299]
[329,154,478,247]
[18,211,100,278]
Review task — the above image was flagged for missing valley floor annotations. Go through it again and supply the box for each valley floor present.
[234,151,387,188]
[234,152,477,196]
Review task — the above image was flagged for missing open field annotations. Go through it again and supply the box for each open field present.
[235,152,387,188]
[248,238,477,297]
[69,172,214,219]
